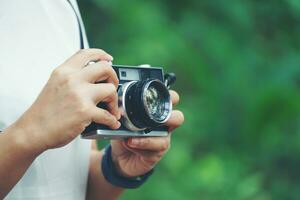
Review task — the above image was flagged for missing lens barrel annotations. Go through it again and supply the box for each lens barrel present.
[120,79,172,131]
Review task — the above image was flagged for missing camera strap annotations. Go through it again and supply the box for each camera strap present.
[67,0,84,49]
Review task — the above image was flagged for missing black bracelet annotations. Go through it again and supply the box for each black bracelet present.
[101,144,154,189]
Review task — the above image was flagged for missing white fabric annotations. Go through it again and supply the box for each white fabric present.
[0,0,92,199]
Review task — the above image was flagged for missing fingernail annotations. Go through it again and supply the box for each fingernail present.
[108,55,113,61]
[111,120,120,129]
[116,121,121,128]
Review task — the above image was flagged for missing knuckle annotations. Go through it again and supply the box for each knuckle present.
[102,110,114,122]
[78,49,89,55]
[76,119,91,133]
[107,93,118,103]
[52,68,74,85]
[68,89,85,109]
[92,48,105,54]
[77,102,90,117]
[63,74,74,86]
[78,49,108,60]
[107,84,117,98]
[63,78,77,95]
[107,83,117,92]
[112,74,119,86]
[103,84,117,101]
[51,68,66,78]
[100,62,112,72]
[99,63,118,85]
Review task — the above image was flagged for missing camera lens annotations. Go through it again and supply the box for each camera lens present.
[119,79,172,131]
[144,86,163,118]
[143,82,170,123]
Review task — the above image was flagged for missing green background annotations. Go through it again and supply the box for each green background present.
[78,0,300,199]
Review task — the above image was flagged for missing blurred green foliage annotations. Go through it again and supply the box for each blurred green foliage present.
[78,0,300,199]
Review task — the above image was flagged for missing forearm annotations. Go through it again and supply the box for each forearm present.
[0,122,43,198]
[86,150,124,200]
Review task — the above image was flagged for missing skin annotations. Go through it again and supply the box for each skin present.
[86,91,184,200]
[0,49,184,200]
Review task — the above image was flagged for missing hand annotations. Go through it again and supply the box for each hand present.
[110,90,184,177]
[14,49,121,151]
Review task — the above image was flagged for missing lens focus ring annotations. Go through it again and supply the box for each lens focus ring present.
[120,79,172,130]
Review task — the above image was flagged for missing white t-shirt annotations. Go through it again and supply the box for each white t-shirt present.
[0,0,92,199]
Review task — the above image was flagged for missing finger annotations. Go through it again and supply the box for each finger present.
[88,83,120,119]
[169,90,180,106]
[165,110,184,132]
[121,140,166,157]
[140,151,165,166]
[63,49,113,69]
[92,107,121,129]
[80,61,119,86]
[104,91,120,119]
[122,140,166,166]
[126,136,170,152]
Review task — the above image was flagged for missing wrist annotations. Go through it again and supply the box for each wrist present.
[101,145,154,189]
[8,117,47,157]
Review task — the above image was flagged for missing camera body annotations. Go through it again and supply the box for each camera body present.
[81,65,172,140]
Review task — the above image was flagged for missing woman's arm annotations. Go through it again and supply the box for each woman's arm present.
[0,120,44,198]
[0,49,120,199]
[86,141,124,200]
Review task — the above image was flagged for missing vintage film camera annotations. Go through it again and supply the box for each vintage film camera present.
[81,64,176,140]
